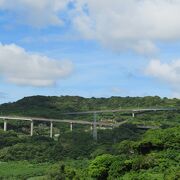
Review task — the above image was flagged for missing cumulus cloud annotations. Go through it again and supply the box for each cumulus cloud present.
[0,0,70,27]
[146,59,180,97]
[71,0,180,54]
[1,0,180,54]
[0,43,73,87]
[146,60,180,84]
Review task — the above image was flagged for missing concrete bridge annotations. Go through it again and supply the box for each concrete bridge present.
[0,116,127,139]
[64,108,177,118]
[0,107,176,140]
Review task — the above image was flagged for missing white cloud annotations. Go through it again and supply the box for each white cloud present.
[146,59,180,97]
[0,43,73,87]
[71,0,180,54]
[1,0,180,54]
[0,0,70,27]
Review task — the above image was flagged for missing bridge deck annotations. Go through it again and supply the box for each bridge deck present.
[0,108,176,127]
[0,116,123,126]
[64,108,177,114]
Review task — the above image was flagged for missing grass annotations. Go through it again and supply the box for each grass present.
[0,161,50,179]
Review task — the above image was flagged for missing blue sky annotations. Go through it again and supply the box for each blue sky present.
[0,0,180,103]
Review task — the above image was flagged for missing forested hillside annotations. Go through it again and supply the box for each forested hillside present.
[0,96,179,179]
[0,95,179,117]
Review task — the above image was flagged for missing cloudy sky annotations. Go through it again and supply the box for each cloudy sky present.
[0,0,180,103]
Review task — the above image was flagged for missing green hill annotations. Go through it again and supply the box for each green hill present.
[0,96,179,179]
[0,95,179,118]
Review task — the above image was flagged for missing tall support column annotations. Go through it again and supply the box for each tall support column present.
[50,121,53,138]
[70,122,73,131]
[90,124,93,130]
[4,119,7,131]
[30,120,34,136]
[93,112,97,141]
[132,112,135,118]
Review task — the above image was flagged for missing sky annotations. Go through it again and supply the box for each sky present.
[0,0,180,103]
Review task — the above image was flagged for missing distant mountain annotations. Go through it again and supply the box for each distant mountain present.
[0,95,179,118]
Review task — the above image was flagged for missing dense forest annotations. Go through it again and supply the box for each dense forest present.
[0,95,179,117]
[0,96,179,179]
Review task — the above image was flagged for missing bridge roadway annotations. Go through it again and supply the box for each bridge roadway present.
[0,108,176,139]
[0,115,128,138]
[63,108,177,114]
[0,115,118,126]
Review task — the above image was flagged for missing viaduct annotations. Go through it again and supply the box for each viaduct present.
[0,108,176,140]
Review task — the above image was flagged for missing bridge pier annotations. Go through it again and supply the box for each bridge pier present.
[132,112,135,118]
[70,122,73,131]
[90,124,93,130]
[50,121,53,138]
[93,113,97,141]
[30,120,34,136]
[4,119,7,131]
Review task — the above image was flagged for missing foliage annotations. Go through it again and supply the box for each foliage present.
[0,96,179,179]
[0,95,179,118]
[0,161,49,179]
[88,154,115,180]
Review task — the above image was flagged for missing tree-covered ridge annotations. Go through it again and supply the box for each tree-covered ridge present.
[0,95,179,179]
[0,95,179,130]
[0,95,179,118]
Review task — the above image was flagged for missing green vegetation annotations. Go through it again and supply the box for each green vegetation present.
[0,95,179,118]
[0,161,49,179]
[0,96,179,179]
